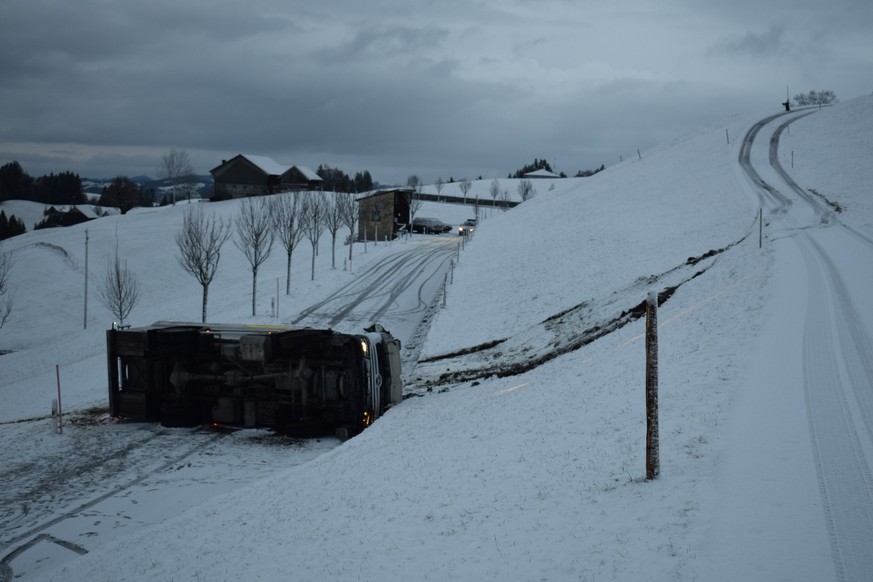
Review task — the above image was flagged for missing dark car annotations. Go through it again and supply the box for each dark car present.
[458,218,477,236]
[412,217,451,234]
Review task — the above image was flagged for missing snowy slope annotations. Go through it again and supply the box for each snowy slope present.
[1,95,871,581]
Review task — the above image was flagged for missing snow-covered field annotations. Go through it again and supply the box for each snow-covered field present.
[1,95,871,581]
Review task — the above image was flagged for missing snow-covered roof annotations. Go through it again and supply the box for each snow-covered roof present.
[524,168,560,179]
[74,206,102,219]
[292,165,322,182]
[240,154,289,176]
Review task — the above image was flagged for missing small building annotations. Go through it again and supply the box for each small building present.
[358,189,412,242]
[34,206,93,229]
[523,168,561,179]
[210,154,323,199]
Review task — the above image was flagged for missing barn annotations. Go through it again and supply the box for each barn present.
[210,155,322,199]
[357,188,412,242]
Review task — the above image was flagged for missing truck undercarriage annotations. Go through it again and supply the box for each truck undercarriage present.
[107,322,402,438]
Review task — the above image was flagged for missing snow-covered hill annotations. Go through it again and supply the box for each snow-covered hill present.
[1,96,871,581]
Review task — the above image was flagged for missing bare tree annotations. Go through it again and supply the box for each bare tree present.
[459,177,472,204]
[409,195,424,228]
[435,177,444,201]
[176,205,232,322]
[98,251,141,327]
[301,191,326,281]
[271,192,305,295]
[323,193,344,269]
[407,175,423,226]
[793,89,838,106]
[235,197,275,316]
[0,244,12,329]
[368,197,390,241]
[337,192,359,268]
[159,148,197,205]
[489,178,500,207]
[518,178,535,201]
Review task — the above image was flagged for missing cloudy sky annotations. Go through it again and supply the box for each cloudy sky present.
[1,0,871,185]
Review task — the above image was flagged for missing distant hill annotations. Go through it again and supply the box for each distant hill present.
[82,175,214,201]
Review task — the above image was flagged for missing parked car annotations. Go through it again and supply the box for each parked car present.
[412,217,451,234]
[458,218,477,236]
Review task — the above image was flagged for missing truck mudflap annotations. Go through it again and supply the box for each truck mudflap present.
[107,322,402,438]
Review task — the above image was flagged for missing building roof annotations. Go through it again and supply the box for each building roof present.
[210,155,323,185]
[241,154,289,176]
[291,165,322,182]
[524,168,561,179]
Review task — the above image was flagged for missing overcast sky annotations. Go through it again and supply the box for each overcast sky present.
[1,0,871,185]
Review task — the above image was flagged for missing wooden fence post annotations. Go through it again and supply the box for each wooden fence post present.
[759,208,763,249]
[56,364,63,434]
[646,291,659,480]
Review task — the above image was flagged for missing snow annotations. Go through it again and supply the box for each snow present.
[524,168,561,178]
[1,95,872,581]
[237,154,289,176]
[293,164,322,182]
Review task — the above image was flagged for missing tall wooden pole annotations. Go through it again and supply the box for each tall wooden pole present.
[646,291,660,480]
[84,229,89,329]
[56,364,63,434]
[759,208,763,249]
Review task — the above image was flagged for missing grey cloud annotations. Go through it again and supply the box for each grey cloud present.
[1,0,871,184]
[708,25,794,58]
[313,24,451,65]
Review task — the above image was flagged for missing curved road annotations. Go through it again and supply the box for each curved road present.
[289,236,459,346]
[727,110,873,581]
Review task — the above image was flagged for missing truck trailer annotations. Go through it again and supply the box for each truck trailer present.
[107,322,402,438]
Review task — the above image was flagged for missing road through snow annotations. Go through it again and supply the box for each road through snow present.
[291,236,457,336]
[700,110,873,581]
[290,235,460,376]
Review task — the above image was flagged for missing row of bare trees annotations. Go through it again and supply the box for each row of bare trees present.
[175,191,359,322]
[98,190,359,326]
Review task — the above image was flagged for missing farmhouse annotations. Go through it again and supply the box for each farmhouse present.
[523,168,560,179]
[35,206,94,229]
[210,154,322,199]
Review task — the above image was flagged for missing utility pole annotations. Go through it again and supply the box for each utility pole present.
[759,208,763,249]
[645,291,660,480]
[84,229,89,329]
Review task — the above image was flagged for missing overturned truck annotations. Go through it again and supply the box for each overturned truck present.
[107,322,402,438]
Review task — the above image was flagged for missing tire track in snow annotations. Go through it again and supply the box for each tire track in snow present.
[738,111,794,211]
[797,234,873,582]
[291,239,456,328]
[805,236,873,443]
[1,432,224,550]
[754,109,873,582]
[739,110,873,581]
[770,115,873,253]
